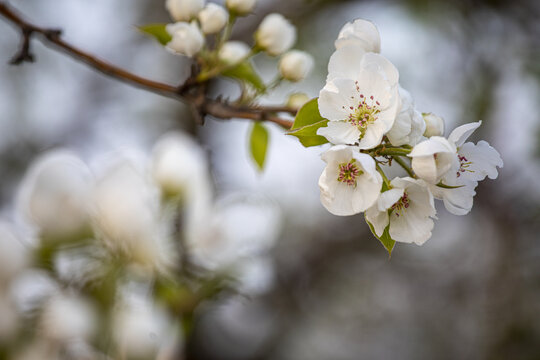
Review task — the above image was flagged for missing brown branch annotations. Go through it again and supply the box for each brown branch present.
[0,2,295,129]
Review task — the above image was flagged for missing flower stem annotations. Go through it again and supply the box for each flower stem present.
[376,163,391,190]
[393,156,415,178]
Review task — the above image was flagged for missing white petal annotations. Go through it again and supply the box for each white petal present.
[409,136,456,157]
[377,188,404,211]
[352,174,382,212]
[365,206,388,237]
[448,121,482,147]
[327,45,366,82]
[335,19,381,53]
[317,122,360,145]
[318,79,357,121]
[357,121,386,150]
[411,156,438,184]
[389,206,434,245]
[431,180,477,216]
[458,141,503,181]
[360,53,399,86]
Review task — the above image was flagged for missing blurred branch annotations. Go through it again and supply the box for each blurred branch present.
[0,2,295,129]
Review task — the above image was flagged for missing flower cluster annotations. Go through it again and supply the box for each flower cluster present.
[314,19,503,250]
[152,0,313,86]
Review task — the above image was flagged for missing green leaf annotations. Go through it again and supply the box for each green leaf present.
[138,24,172,45]
[249,122,269,171]
[286,98,329,147]
[435,181,464,189]
[365,216,396,257]
[222,62,265,92]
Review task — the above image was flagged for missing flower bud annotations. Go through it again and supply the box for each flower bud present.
[218,41,250,65]
[335,19,381,53]
[166,0,205,22]
[287,92,310,110]
[255,13,296,56]
[423,112,445,137]
[198,3,228,34]
[166,22,205,57]
[226,0,256,15]
[17,150,93,242]
[278,50,314,82]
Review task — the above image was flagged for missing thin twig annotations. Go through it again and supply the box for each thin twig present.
[0,2,295,129]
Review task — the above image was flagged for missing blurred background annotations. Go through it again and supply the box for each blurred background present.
[1,0,540,359]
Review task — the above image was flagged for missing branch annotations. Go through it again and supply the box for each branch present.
[0,2,295,129]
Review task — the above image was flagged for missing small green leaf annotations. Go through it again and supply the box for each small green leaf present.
[249,122,269,171]
[223,62,265,92]
[286,98,329,147]
[365,216,396,257]
[138,24,172,45]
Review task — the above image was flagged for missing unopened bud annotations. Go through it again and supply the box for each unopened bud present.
[166,0,205,22]
[226,0,256,15]
[166,22,204,57]
[279,50,314,82]
[255,13,296,56]
[423,113,445,137]
[198,3,228,34]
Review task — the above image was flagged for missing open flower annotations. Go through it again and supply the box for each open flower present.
[365,177,436,245]
[319,145,382,216]
[335,19,381,53]
[386,87,426,146]
[166,21,204,57]
[409,136,457,184]
[430,121,503,215]
[317,51,400,149]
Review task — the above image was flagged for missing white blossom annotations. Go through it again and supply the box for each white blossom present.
[409,136,457,184]
[0,222,29,284]
[319,145,382,216]
[365,177,436,245]
[255,13,296,56]
[278,50,314,82]
[166,21,204,57]
[218,41,251,65]
[166,0,205,21]
[40,293,95,343]
[198,3,228,34]
[430,121,503,215]
[423,112,445,137]
[17,150,93,241]
[92,159,176,272]
[226,0,256,14]
[317,51,400,149]
[335,18,381,53]
[386,87,426,146]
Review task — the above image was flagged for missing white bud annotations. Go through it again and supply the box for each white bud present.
[93,160,176,272]
[286,93,310,110]
[278,50,314,82]
[335,18,381,53]
[40,293,95,343]
[17,150,93,241]
[198,3,228,34]
[255,13,296,56]
[166,22,205,57]
[423,112,445,137]
[218,41,250,65]
[165,0,205,22]
[0,222,29,284]
[226,0,256,15]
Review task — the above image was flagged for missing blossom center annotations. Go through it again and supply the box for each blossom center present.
[337,160,362,186]
[343,81,381,139]
[456,154,473,177]
[391,192,410,217]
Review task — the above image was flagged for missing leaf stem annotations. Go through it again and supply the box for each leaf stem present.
[393,156,415,178]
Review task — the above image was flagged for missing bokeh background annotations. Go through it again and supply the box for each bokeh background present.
[1,0,539,359]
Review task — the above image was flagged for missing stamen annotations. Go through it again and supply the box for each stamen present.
[391,192,410,217]
[456,154,474,177]
[337,160,362,187]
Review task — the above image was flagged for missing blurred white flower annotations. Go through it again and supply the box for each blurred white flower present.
[0,296,19,341]
[335,19,381,53]
[423,112,445,137]
[430,121,503,215]
[226,0,256,15]
[166,0,205,21]
[279,50,314,82]
[286,92,310,110]
[386,87,426,146]
[113,296,169,360]
[92,159,177,272]
[186,194,280,293]
[0,222,29,284]
[40,293,95,343]
[198,3,228,34]
[234,256,275,295]
[365,177,436,245]
[255,13,296,56]
[218,41,251,65]
[317,52,400,149]
[409,136,457,184]
[166,22,205,57]
[17,150,93,241]
[319,145,382,216]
